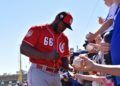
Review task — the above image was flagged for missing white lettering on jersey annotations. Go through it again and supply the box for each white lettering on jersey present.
[49,38,53,46]
[44,37,53,46]
[59,42,65,53]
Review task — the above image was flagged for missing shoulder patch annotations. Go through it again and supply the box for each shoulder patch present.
[26,30,33,37]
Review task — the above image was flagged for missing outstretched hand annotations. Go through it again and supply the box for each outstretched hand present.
[73,54,95,72]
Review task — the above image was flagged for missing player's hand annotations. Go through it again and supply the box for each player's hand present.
[86,32,95,41]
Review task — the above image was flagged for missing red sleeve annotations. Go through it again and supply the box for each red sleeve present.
[62,36,69,58]
[23,26,40,47]
[64,38,69,57]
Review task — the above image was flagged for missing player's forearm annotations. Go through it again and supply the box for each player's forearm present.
[20,42,50,60]
[94,19,113,36]
[61,57,73,71]
[94,63,120,76]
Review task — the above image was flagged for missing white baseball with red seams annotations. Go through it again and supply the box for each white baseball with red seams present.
[72,56,82,68]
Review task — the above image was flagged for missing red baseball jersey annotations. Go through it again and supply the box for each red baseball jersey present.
[23,24,69,68]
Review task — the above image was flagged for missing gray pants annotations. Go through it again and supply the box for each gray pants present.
[27,63,62,86]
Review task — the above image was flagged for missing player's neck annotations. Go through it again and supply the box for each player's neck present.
[51,23,61,34]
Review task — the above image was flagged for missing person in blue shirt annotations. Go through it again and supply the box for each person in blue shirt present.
[111,1,120,85]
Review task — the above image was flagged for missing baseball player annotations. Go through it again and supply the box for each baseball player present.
[20,11,73,86]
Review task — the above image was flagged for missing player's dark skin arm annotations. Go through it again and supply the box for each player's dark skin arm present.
[20,41,58,60]
[61,57,73,71]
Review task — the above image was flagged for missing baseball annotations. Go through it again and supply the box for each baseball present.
[72,56,82,68]
[86,44,94,51]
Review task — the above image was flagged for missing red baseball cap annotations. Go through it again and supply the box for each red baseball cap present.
[58,12,73,30]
